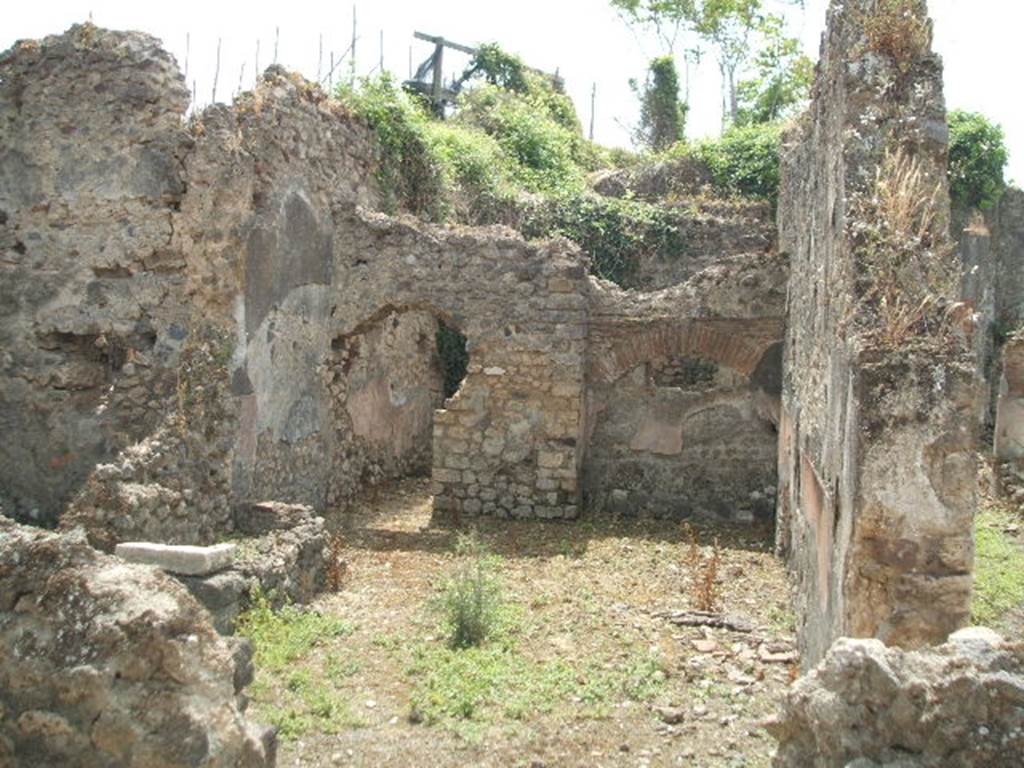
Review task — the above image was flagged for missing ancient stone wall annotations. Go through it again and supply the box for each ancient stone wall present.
[0,26,192,526]
[0,24,791,548]
[583,253,787,518]
[992,186,1024,330]
[777,0,976,665]
[770,628,1024,767]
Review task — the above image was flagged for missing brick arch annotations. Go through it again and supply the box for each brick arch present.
[592,318,783,384]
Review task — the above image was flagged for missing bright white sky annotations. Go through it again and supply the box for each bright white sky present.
[3,1,1022,183]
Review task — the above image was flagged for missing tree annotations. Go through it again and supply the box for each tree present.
[693,0,761,128]
[633,55,687,150]
[611,0,807,128]
[948,110,1008,210]
[735,14,813,126]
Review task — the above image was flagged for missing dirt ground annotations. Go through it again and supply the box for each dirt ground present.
[250,478,798,768]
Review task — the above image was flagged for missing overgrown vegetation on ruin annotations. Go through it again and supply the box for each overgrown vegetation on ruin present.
[852,148,959,346]
[335,46,783,286]
[860,0,932,72]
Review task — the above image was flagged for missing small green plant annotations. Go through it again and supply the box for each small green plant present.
[439,531,503,648]
[948,109,1008,210]
[972,503,1024,629]
[236,586,352,672]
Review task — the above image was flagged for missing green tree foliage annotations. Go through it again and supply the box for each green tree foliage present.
[948,109,1009,210]
[462,43,528,93]
[735,15,813,125]
[611,0,806,126]
[633,55,688,150]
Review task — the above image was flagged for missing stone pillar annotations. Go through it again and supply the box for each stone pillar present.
[777,0,978,666]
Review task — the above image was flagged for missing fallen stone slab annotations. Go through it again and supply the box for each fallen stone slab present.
[115,542,236,576]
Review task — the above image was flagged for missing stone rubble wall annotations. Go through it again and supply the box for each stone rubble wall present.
[0,24,787,543]
[583,252,788,518]
[776,0,977,666]
[0,26,193,526]
[0,519,274,767]
[991,187,1024,330]
[769,628,1024,768]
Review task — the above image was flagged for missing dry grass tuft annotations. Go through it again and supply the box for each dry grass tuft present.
[693,537,722,613]
[861,0,931,72]
[854,148,959,346]
[325,531,348,592]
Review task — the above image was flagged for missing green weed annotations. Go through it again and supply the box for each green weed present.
[236,587,352,672]
[972,504,1024,629]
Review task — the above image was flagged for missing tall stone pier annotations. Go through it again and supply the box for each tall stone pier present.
[776,0,977,665]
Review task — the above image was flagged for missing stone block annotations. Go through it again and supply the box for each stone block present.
[115,542,236,576]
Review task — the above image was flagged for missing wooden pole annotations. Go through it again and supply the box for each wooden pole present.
[430,41,444,114]
[183,32,190,81]
[211,38,221,103]
[589,83,596,141]
[273,27,279,64]
[379,29,384,73]
[255,39,260,80]
[350,5,357,85]
[317,34,323,81]
[329,52,334,90]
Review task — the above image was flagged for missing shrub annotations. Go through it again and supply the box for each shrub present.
[518,191,686,286]
[948,109,1008,210]
[336,74,447,220]
[456,83,587,194]
[687,122,783,203]
[439,532,502,648]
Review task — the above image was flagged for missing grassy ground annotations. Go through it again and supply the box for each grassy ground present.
[972,495,1024,635]
[239,478,796,768]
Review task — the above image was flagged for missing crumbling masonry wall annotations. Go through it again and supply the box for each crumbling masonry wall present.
[0,25,789,542]
[777,0,977,665]
[0,28,193,526]
[583,255,787,518]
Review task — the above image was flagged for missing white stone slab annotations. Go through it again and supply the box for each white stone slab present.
[115,542,236,576]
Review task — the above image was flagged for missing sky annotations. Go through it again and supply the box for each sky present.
[2,1,1022,184]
